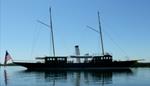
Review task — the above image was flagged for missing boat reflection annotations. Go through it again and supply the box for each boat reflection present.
[44,71,67,81]
[21,69,133,86]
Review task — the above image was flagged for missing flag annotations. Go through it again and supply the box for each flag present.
[4,51,13,65]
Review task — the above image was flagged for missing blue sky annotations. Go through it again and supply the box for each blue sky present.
[0,0,150,63]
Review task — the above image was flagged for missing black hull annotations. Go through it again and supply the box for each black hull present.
[14,60,136,70]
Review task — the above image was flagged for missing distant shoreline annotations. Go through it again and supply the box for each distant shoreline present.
[132,62,150,67]
[1,62,150,67]
[0,63,17,66]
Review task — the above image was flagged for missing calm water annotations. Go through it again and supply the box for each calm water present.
[0,66,150,86]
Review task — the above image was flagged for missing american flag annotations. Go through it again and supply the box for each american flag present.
[4,51,13,65]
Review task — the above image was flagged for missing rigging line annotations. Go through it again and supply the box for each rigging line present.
[103,29,129,57]
[37,7,56,57]
[30,28,41,57]
[86,26,128,56]
[37,20,50,28]
[87,26,99,33]
[37,20,54,56]
[86,26,102,55]
[37,20,53,56]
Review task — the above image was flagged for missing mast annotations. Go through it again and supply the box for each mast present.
[49,7,55,57]
[98,11,105,55]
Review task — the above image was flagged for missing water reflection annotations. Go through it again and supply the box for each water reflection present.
[2,67,150,86]
[19,69,133,86]
[4,70,8,86]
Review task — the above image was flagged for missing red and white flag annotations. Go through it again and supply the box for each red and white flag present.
[4,51,13,65]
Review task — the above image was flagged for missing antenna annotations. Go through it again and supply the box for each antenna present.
[98,11,105,55]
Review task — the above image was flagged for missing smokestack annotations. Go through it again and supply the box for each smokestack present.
[75,45,80,63]
[75,45,80,56]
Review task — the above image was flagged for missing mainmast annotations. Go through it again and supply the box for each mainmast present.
[49,7,55,57]
[98,11,105,55]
